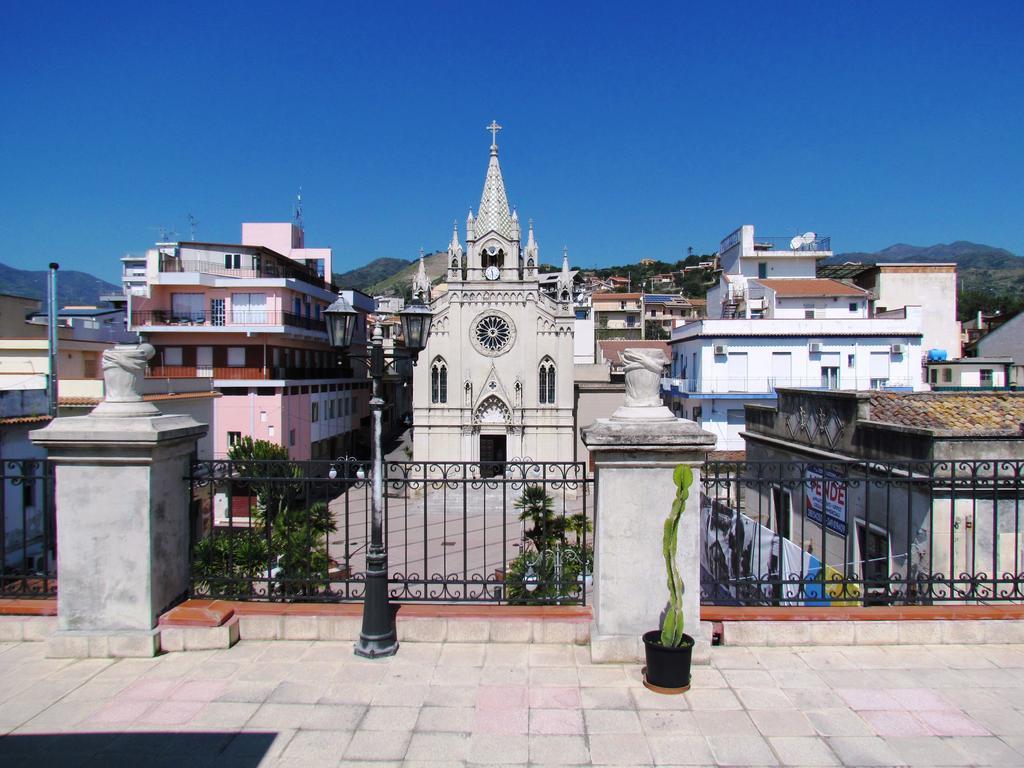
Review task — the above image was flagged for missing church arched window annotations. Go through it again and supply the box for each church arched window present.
[431,358,448,404]
[538,358,556,405]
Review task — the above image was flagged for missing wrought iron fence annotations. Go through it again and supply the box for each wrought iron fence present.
[1,458,56,598]
[188,459,592,604]
[701,459,1024,606]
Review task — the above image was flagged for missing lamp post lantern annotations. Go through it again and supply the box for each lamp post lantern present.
[325,296,432,658]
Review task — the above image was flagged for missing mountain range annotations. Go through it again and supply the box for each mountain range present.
[831,241,1022,270]
[0,261,120,307]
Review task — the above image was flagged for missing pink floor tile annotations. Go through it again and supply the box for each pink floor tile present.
[475,685,528,710]
[137,700,207,726]
[529,686,582,709]
[529,708,584,735]
[836,687,902,710]
[85,699,156,725]
[914,709,990,736]
[885,688,954,711]
[860,709,932,737]
[472,707,528,735]
[170,680,229,702]
[118,679,182,701]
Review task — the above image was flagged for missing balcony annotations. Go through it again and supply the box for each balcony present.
[146,365,343,381]
[159,256,334,292]
[663,376,915,396]
[131,310,326,333]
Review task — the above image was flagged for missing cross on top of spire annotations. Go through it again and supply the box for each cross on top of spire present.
[486,120,502,152]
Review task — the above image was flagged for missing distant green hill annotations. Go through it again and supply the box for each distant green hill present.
[830,241,1024,320]
[368,251,449,296]
[0,261,120,306]
[333,257,411,291]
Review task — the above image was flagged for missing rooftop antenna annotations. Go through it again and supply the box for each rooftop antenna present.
[153,226,178,242]
[187,213,199,241]
[294,187,304,228]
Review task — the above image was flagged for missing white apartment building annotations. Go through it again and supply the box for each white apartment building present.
[665,225,926,450]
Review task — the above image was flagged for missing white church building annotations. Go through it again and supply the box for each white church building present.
[412,123,576,469]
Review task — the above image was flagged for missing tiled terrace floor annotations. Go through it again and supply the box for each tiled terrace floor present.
[2,640,1024,767]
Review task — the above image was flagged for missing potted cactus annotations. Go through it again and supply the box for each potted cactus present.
[642,464,695,694]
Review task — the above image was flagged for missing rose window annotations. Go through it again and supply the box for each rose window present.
[474,315,512,353]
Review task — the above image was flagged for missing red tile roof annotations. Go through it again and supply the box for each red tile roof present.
[754,278,868,298]
[868,392,1024,435]
[597,340,671,366]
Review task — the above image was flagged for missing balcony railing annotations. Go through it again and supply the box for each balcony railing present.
[752,235,832,253]
[146,366,342,381]
[663,377,915,395]
[160,256,333,291]
[131,310,326,333]
[702,459,1024,606]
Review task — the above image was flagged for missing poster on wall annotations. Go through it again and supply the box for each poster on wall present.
[805,465,848,536]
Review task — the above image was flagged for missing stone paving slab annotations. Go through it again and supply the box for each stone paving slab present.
[0,639,1022,766]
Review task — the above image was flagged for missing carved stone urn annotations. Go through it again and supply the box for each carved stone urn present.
[90,343,161,417]
[611,348,675,421]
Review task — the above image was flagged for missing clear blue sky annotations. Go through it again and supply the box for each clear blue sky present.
[2,1,1021,282]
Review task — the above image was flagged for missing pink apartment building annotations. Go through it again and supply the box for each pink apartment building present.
[128,222,372,460]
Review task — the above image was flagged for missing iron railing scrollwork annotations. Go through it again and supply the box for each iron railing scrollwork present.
[700,459,1024,607]
[1,458,56,598]
[186,458,592,604]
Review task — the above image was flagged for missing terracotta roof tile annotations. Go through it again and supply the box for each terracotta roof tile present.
[868,392,1024,435]
[0,414,51,426]
[754,278,868,298]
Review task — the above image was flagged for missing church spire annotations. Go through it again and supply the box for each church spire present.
[523,218,538,277]
[556,245,572,303]
[475,120,513,240]
[412,248,431,303]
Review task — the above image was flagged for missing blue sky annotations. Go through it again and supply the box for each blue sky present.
[1,1,1021,282]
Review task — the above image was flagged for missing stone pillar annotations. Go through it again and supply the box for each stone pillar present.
[31,344,207,657]
[582,347,715,663]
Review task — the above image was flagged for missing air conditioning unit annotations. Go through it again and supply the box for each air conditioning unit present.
[713,344,728,356]
[808,342,823,354]
[891,343,906,355]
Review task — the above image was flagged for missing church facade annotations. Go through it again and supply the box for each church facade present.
[412,124,575,468]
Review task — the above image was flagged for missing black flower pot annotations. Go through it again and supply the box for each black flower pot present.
[642,630,694,694]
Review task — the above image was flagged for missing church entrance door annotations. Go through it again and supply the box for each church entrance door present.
[479,434,506,477]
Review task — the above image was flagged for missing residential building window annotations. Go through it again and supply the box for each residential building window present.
[227,347,246,367]
[293,297,302,316]
[849,302,858,312]
[942,368,953,383]
[980,369,994,387]
[232,293,267,324]
[312,401,319,422]
[171,292,204,323]
[821,367,840,389]
[758,262,767,279]
[620,301,626,310]
[328,399,335,419]
[930,368,938,384]
[431,358,448,404]
[164,347,183,366]
[538,358,556,404]
[224,254,242,270]
[804,309,815,319]
[227,431,242,447]
[289,429,296,447]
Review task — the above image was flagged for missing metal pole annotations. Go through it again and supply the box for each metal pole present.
[46,263,59,418]
[355,320,399,657]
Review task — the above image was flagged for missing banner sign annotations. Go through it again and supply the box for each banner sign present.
[805,465,848,536]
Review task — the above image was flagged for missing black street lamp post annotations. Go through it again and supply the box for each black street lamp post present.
[324,296,433,658]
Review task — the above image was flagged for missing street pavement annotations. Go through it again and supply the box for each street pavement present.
[1,639,1024,766]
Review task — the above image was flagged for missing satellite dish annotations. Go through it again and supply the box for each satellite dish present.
[789,232,818,250]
